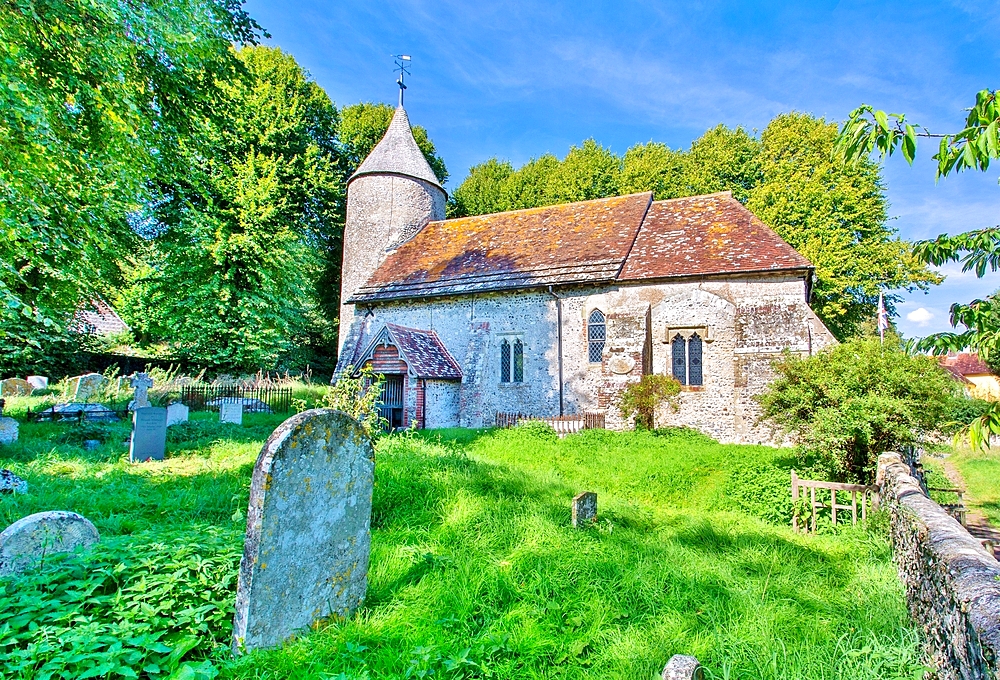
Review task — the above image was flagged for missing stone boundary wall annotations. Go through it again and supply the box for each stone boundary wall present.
[876,452,1000,679]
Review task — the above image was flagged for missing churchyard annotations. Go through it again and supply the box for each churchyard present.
[0,385,927,679]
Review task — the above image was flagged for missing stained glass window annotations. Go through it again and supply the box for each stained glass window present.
[671,334,687,385]
[500,339,510,383]
[588,310,605,363]
[688,334,703,386]
[513,339,524,383]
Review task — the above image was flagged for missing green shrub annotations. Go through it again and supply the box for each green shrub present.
[758,338,958,482]
[512,420,558,441]
[941,395,994,434]
[0,526,240,680]
[618,374,681,429]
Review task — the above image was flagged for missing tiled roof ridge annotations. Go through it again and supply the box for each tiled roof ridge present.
[650,190,734,204]
[438,191,654,223]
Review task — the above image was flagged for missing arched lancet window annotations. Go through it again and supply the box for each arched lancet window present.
[513,339,524,383]
[671,334,687,385]
[587,310,605,363]
[688,333,703,386]
[500,339,511,383]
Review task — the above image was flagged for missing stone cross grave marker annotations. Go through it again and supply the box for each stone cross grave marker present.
[572,491,597,528]
[166,402,189,427]
[220,401,243,425]
[0,511,100,576]
[232,409,375,654]
[129,372,153,410]
[129,407,167,462]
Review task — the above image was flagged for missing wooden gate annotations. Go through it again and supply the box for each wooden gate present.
[791,471,879,533]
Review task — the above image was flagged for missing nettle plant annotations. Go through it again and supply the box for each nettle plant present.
[321,364,388,438]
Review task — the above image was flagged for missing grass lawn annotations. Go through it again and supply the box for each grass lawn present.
[0,406,923,680]
[946,446,1000,527]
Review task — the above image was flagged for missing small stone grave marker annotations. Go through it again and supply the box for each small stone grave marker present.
[129,407,167,462]
[0,511,99,577]
[0,400,17,445]
[662,655,703,680]
[572,491,597,528]
[232,409,374,654]
[26,376,48,391]
[166,403,189,427]
[220,401,243,425]
[0,470,27,494]
[129,372,153,410]
[73,373,108,401]
[1,378,32,396]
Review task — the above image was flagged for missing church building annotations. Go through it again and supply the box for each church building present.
[336,105,836,443]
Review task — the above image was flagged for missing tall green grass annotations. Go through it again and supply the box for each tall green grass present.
[948,446,1000,526]
[0,419,923,679]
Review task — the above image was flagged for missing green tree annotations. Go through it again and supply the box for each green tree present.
[0,0,262,372]
[448,158,514,217]
[339,102,448,182]
[758,338,958,482]
[618,142,685,199]
[126,46,342,371]
[748,113,940,339]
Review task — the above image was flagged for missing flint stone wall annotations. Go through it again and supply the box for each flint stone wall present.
[232,409,375,653]
[876,452,1000,679]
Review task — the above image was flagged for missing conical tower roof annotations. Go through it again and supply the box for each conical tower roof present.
[349,106,445,194]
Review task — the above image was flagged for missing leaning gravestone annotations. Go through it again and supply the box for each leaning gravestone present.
[219,401,243,425]
[129,407,167,462]
[73,373,108,401]
[572,491,598,528]
[165,403,189,427]
[232,409,374,654]
[0,511,100,577]
[1,378,32,397]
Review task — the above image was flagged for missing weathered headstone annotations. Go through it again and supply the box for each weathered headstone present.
[0,470,27,494]
[0,511,99,576]
[129,407,167,462]
[662,655,703,680]
[0,400,17,445]
[166,403,189,427]
[26,376,48,391]
[73,373,108,401]
[572,491,597,528]
[1,378,32,396]
[220,401,243,425]
[232,409,374,654]
[129,372,153,410]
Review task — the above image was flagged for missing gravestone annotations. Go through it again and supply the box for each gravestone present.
[662,655,703,680]
[232,409,374,654]
[1,378,32,396]
[129,407,167,462]
[0,401,17,445]
[0,470,27,494]
[26,376,48,391]
[572,491,597,528]
[73,373,108,401]
[166,403,189,427]
[220,401,243,425]
[129,373,154,410]
[0,511,99,576]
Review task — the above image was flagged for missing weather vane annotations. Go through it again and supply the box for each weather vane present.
[393,54,411,107]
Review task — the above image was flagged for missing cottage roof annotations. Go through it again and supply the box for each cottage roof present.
[349,106,445,193]
[940,352,993,377]
[354,324,462,379]
[349,191,814,304]
[71,298,129,336]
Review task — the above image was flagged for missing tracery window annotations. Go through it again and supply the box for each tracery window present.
[500,339,511,383]
[587,310,605,363]
[671,333,704,387]
[513,339,524,383]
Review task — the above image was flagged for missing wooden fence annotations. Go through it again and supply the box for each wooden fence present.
[791,470,879,533]
[495,412,605,436]
[180,385,293,414]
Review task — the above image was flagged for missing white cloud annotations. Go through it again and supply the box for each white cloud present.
[906,307,935,326]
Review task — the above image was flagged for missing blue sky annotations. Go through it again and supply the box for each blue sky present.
[244,0,999,338]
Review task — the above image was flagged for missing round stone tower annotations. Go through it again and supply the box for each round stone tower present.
[339,105,446,350]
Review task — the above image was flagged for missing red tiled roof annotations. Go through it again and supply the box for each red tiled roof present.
[940,352,993,376]
[71,298,129,336]
[618,193,811,280]
[350,191,813,303]
[350,193,653,302]
[353,324,462,379]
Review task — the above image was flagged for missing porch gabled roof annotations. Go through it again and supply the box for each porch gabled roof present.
[353,324,462,380]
